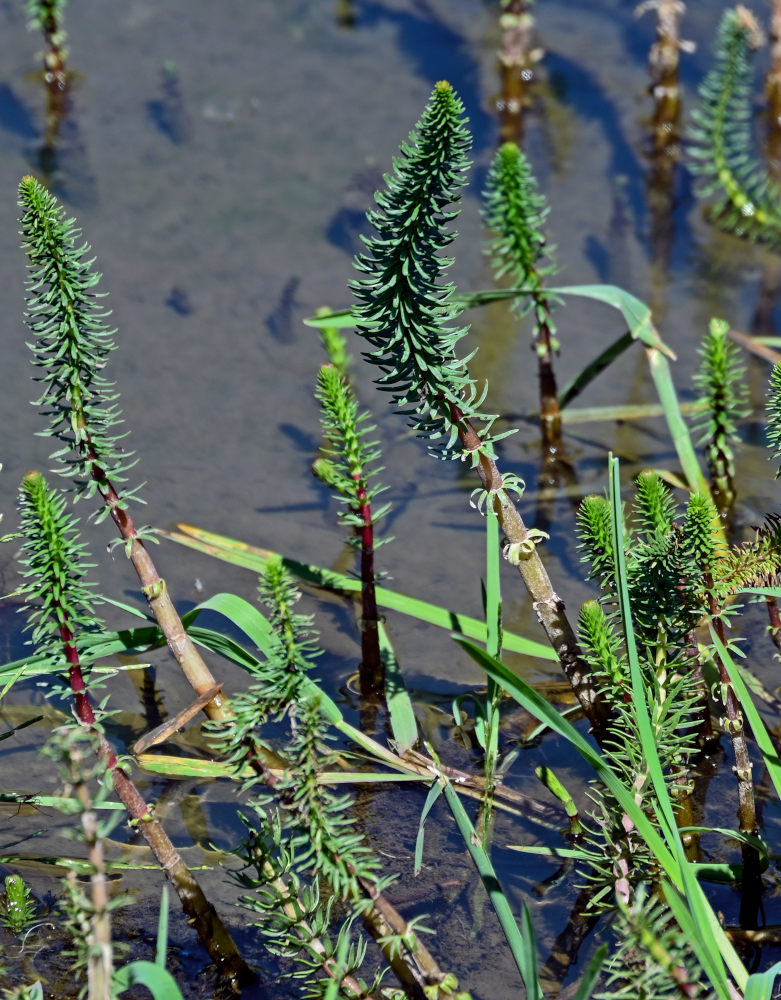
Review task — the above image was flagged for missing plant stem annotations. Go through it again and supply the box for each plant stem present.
[249,745,451,997]
[451,403,609,732]
[59,619,251,986]
[82,434,230,722]
[354,478,383,695]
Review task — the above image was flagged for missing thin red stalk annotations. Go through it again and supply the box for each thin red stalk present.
[766,595,781,652]
[353,475,383,695]
[57,619,251,986]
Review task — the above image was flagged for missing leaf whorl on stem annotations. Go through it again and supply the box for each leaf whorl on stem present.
[18,176,143,517]
[351,82,510,464]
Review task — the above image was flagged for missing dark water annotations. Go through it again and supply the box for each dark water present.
[1,1,780,996]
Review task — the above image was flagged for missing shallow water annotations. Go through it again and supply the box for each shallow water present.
[1,1,781,996]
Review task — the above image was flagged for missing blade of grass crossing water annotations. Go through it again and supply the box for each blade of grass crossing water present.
[414,782,444,875]
[378,620,418,754]
[163,525,556,661]
[432,749,542,1000]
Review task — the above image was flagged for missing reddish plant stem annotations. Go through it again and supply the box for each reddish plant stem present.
[767,595,781,652]
[534,311,561,447]
[58,620,251,986]
[353,475,383,695]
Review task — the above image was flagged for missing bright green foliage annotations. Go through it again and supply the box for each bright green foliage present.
[580,475,705,657]
[234,825,385,999]
[314,363,391,548]
[351,82,509,462]
[1,875,37,935]
[259,556,320,691]
[482,141,559,337]
[319,325,351,378]
[577,600,623,688]
[689,8,781,244]
[576,494,615,593]
[275,695,382,897]
[16,471,101,656]
[26,0,67,31]
[597,887,705,1000]
[18,177,143,519]
[767,363,781,478]
[680,491,722,574]
[214,562,393,996]
[692,318,748,513]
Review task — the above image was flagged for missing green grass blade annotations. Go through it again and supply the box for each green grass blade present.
[558,331,634,409]
[112,960,185,999]
[646,349,709,495]
[434,756,542,1000]
[414,781,443,875]
[571,943,608,1000]
[456,631,747,991]
[660,881,732,1000]
[378,620,418,754]
[608,457,744,991]
[745,961,781,1000]
[155,887,170,968]
[161,525,556,660]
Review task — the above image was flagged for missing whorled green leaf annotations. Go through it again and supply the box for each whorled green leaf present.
[18,176,144,517]
[351,81,511,463]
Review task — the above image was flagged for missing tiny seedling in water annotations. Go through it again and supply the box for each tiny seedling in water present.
[1,875,37,935]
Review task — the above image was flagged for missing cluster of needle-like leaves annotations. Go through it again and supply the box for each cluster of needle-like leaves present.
[16,470,101,657]
[351,81,509,463]
[689,7,781,243]
[313,363,391,548]
[482,141,559,332]
[691,318,748,515]
[767,363,781,478]
[18,176,143,517]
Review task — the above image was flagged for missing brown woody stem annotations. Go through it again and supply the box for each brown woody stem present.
[60,621,250,986]
[450,402,609,733]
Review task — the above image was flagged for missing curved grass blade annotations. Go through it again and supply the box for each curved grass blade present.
[430,745,542,1000]
[160,524,557,661]
[378,620,418,754]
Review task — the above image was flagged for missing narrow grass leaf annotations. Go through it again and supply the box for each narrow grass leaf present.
[112,960,185,999]
[571,943,608,1000]
[414,782,443,875]
[745,961,781,1000]
[437,763,542,1000]
[162,525,556,660]
[379,620,418,754]
[155,887,170,968]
